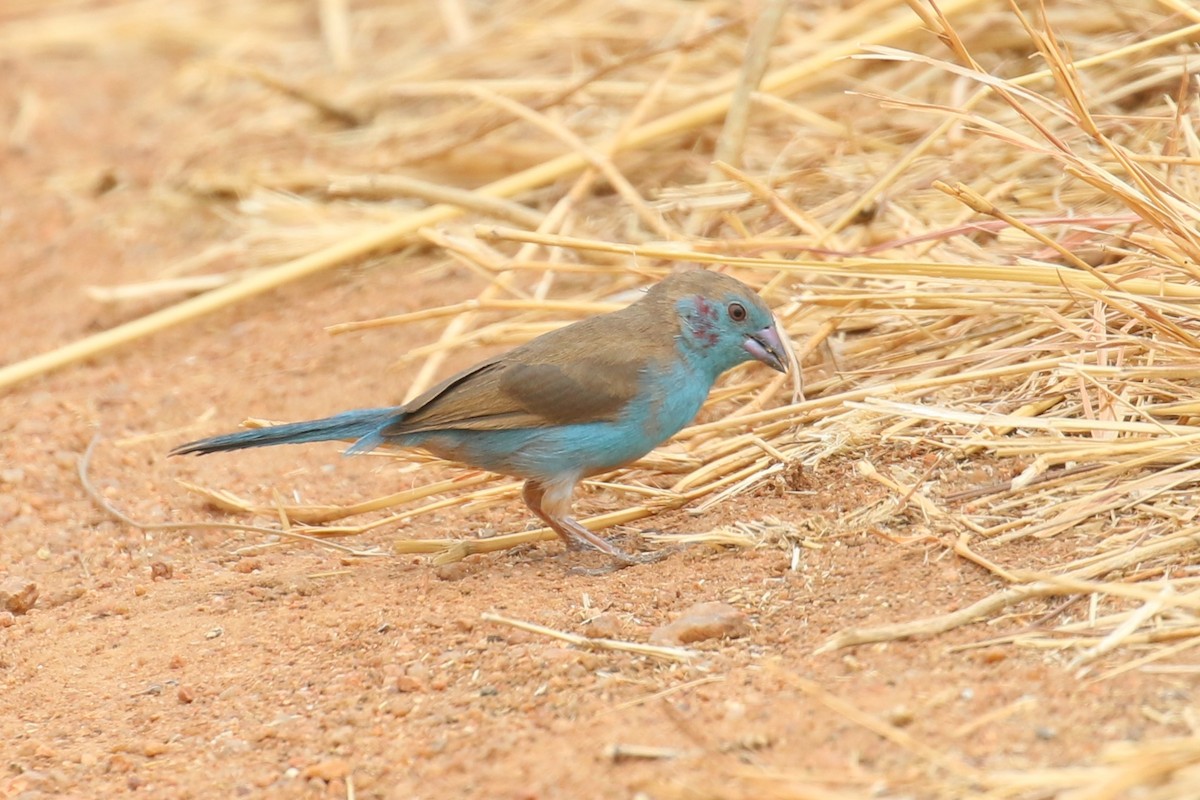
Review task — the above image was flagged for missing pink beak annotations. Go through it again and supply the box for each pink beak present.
[742,325,787,373]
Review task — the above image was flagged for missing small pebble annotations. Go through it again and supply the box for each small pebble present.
[393,675,424,693]
[0,576,38,614]
[885,706,915,727]
[232,558,261,574]
[107,753,135,774]
[581,613,623,640]
[433,561,476,581]
[649,601,751,646]
[301,758,349,782]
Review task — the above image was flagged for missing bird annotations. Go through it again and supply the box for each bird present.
[172,270,788,568]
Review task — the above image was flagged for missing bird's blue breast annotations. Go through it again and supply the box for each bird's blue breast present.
[400,360,710,480]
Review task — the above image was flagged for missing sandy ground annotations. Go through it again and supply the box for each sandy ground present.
[1,6,1196,800]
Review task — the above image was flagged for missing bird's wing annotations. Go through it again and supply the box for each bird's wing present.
[383,324,653,435]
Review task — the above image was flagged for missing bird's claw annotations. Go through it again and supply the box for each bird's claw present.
[567,544,681,575]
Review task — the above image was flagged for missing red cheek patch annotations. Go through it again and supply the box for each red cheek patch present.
[690,295,719,347]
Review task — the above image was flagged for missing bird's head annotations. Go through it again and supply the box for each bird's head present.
[651,271,788,379]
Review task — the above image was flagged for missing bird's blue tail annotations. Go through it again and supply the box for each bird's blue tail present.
[170,407,400,457]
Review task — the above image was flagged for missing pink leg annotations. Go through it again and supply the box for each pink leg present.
[521,479,673,569]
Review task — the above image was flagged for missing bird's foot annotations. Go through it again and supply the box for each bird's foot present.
[525,496,680,573]
[567,544,683,576]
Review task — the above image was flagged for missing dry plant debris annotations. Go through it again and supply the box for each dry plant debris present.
[9,0,1200,796]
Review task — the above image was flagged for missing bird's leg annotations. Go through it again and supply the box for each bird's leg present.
[521,479,672,569]
[521,478,629,557]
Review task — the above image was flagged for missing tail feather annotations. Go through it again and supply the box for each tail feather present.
[170,407,401,456]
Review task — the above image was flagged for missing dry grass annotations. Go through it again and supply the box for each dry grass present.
[27,0,1200,796]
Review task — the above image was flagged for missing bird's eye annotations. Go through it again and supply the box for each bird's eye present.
[727,302,747,322]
